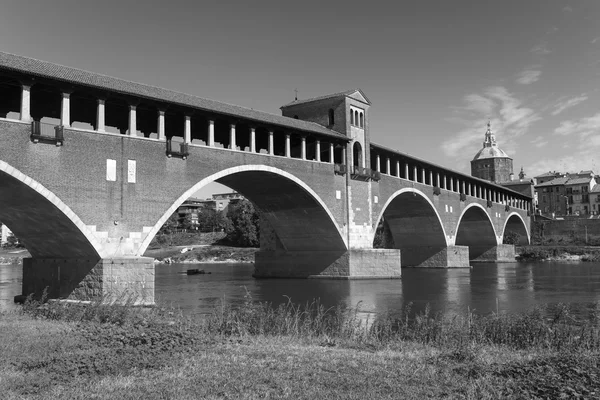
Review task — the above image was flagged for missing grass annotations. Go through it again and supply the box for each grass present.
[2,293,600,399]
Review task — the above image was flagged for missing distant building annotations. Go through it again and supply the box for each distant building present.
[534,171,595,216]
[1,224,9,245]
[470,122,533,207]
[177,192,245,227]
[471,122,513,184]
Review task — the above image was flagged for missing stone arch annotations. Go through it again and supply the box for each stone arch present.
[138,165,347,256]
[353,141,363,169]
[455,203,498,259]
[0,160,102,258]
[502,212,530,245]
[373,188,449,266]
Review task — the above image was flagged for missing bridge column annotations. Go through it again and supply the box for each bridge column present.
[421,169,426,184]
[20,82,32,122]
[404,163,409,179]
[230,124,236,150]
[250,127,256,152]
[461,181,465,194]
[208,119,215,146]
[376,154,380,172]
[429,171,433,185]
[401,246,470,268]
[19,257,155,305]
[436,173,440,187]
[413,166,417,182]
[96,98,105,132]
[470,244,516,263]
[157,109,166,141]
[329,142,334,163]
[268,130,274,155]
[386,157,391,175]
[285,134,291,157]
[61,91,71,128]
[315,140,321,162]
[443,175,447,190]
[301,136,306,160]
[128,104,137,136]
[184,115,191,143]
[396,161,400,178]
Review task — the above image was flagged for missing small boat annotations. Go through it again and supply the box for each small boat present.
[186,268,210,275]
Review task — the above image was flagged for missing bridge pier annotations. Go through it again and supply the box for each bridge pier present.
[401,245,470,268]
[16,257,154,305]
[469,244,516,263]
[253,249,401,279]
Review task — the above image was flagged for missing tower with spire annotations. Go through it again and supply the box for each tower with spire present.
[470,122,514,183]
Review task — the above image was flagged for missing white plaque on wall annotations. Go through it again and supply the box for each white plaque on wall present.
[106,159,116,182]
[127,160,136,183]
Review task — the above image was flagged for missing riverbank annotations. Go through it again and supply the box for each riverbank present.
[2,300,600,399]
[145,245,258,264]
[516,245,600,262]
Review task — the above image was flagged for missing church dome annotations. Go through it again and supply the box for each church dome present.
[472,146,510,161]
[471,122,511,161]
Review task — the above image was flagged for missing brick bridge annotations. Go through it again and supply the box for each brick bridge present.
[0,52,531,304]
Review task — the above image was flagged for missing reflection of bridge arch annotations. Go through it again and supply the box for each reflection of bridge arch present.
[138,165,347,256]
[374,188,449,266]
[455,203,498,260]
[0,160,101,258]
[502,212,530,245]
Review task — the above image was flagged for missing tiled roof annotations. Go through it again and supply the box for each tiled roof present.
[565,177,592,185]
[535,177,570,187]
[0,52,347,141]
[281,89,371,108]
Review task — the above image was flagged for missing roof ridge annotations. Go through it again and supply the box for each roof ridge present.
[280,88,364,108]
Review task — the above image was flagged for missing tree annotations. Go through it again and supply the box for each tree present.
[373,217,395,248]
[196,208,228,232]
[503,230,521,245]
[224,200,260,247]
[159,213,180,234]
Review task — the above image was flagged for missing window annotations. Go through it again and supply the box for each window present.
[293,115,298,119]
[359,112,363,128]
[354,110,358,126]
[350,111,354,125]
[353,142,362,168]
[328,109,334,125]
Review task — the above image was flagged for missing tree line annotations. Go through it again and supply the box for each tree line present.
[157,199,260,247]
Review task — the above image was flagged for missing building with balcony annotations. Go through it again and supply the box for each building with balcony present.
[534,171,596,217]
[176,192,245,227]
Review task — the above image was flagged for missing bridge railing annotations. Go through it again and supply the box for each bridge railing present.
[30,121,64,146]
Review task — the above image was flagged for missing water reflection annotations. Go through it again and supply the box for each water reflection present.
[3,261,600,320]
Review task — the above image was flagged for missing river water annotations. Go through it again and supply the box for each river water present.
[2,261,600,320]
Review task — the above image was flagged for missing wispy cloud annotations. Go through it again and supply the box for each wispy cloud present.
[554,113,600,137]
[528,151,600,177]
[551,94,588,115]
[443,86,540,158]
[592,37,600,44]
[531,42,551,56]
[516,68,541,84]
[563,5,573,12]
[531,136,548,148]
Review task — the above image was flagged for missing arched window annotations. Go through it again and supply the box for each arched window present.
[328,109,334,125]
[353,141,363,169]
[350,110,354,125]
[354,111,358,126]
[359,112,364,128]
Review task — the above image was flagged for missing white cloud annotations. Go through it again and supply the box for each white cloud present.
[563,5,573,12]
[443,86,540,158]
[592,37,600,44]
[551,94,588,115]
[530,43,551,56]
[516,68,541,85]
[531,136,548,148]
[554,113,600,137]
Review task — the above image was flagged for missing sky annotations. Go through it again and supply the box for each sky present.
[1,0,600,195]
